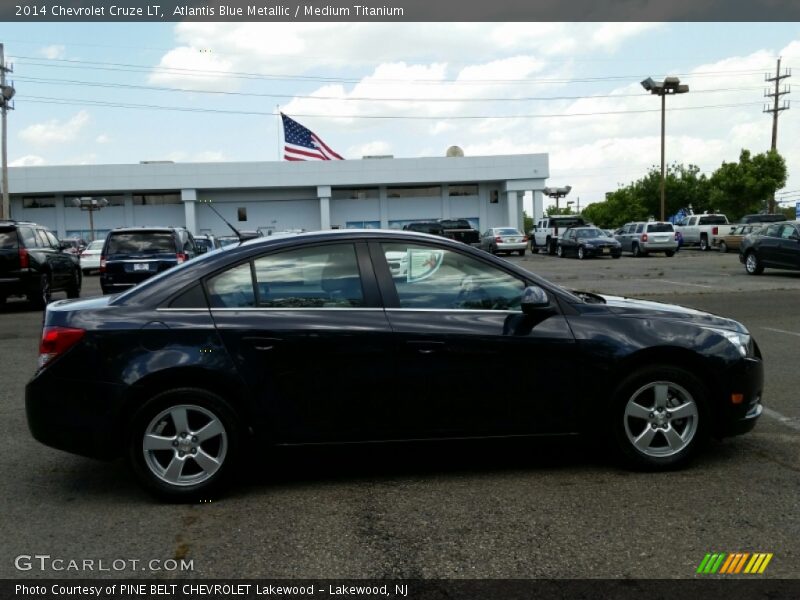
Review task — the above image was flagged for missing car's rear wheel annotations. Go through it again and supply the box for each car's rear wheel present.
[700,235,709,251]
[665,251,675,257]
[718,241,728,254]
[518,249,525,256]
[28,274,51,309]
[745,251,764,275]
[611,366,709,470]
[66,268,81,299]
[547,239,556,255]
[632,244,643,258]
[128,388,241,501]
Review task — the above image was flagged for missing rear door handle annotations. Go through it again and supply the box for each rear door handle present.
[243,336,283,352]
[406,340,446,355]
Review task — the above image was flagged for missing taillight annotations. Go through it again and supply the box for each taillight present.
[641,233,648,242]
[38,326,85,370]
[712,226,719,236]
[176,252,187,264]
[99,256,106,273]
[19,247,29,268]
[495,236,503,242]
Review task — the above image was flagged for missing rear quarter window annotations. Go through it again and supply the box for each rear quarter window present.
[0,228,17,249]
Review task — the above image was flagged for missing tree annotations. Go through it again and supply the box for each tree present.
[709,150,787,219]
[545,204,575,216]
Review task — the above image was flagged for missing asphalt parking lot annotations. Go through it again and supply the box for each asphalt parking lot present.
[1,249,799,579]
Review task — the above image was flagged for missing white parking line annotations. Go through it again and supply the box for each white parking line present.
[654,280,719,289]
[762,407,800,432]
[761,327,800,338]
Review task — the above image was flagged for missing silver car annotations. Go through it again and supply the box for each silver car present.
[615,221,678,257]
[480,227,528,256]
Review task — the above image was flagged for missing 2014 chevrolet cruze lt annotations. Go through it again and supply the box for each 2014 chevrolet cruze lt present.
[26,230,763,500]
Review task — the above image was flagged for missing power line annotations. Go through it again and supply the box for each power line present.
[18,94,766,119]
[12,74,768,103]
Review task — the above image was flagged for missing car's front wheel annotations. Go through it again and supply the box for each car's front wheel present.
[28,273,51,309]
[611,366,708,470]
[128,388,241,501]
[66,268,81,299]
[718,241,728,254]
[556,245,564,258]
[577,246,586,260]
[744,251,764,275]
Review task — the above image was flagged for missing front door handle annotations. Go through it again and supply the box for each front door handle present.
[243,336,283,352]
[406,340,446,355]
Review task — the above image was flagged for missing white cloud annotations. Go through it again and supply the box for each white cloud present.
[19,111,90,145]
[40,45,65,59]
[350,141,392,157]
[95,134,110,144]
[164,150,227,162]
[10,155,46,167]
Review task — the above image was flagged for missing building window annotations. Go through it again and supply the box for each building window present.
[64,195,125,208]
[132,193,181,205]
[332,188,379,200]
[387,186,441,198]
[237,207,247,222]
[449,185,478,196]
[489,190,499,204]
[22,196,56,208]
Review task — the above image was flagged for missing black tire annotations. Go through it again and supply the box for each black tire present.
[665,251,675,257]
[632,244,643,258]
[0,295,5,306]
[744,251,764,275]
[530,241,539,254]
[547,238,556,255]
[518,249,525,256]
[82,268,90,275]
[700,235,709,251]
[128,388,242,502]
[28,273,51,309]
[610,365,709,470]
[612,253,621,259]
[66,268,81,299]
[718,241,728,254]
[556,244,564,258]
[577,246,586,260]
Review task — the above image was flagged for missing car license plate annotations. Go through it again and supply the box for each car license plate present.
[133,263,149,271]
[602,247,610,254]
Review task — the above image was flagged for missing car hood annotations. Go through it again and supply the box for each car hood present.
[596,294,747,333]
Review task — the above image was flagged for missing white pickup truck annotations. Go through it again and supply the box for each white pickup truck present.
[675,213,736,251]
[530,215,588,255]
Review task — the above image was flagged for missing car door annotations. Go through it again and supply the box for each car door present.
[42,230,73,287]
[206,240,396,443]
[776,223,800,269]
[757,224,782,265]
[561,229,576,255]
[371,240,577,438]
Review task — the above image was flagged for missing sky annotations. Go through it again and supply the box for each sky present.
[2,21,800,214]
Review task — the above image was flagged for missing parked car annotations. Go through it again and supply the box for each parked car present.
[403,221,446,236]
[79,239,105,274]
[217,231,263,248]
[615,222,678,257]
[193,235,220,254]
[674,213,733,251]
[740,220,800,275]
[714,225,760,254]
[0,220,82,308]
[437,218,481,246]
[480,227,528,256]
[530,215,588,255]
[100,227,198,295]
[27,230,763,500]
[59,237,87,256]
[557,227,621,259]
[738,214,787,225]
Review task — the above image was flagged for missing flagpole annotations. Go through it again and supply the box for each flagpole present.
[276,105,281,161]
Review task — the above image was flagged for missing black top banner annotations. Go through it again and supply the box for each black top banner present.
[3,0,800,22]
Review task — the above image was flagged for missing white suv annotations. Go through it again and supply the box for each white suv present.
[615,222,679,257]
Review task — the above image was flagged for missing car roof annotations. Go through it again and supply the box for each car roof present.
[108,227,183,233]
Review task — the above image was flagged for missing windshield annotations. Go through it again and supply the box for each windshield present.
[646,223,674,232]
[86,240,104,250]
[440,219,471,229]
[576,228,604,239]
[106,232,176,255]
[552,218,584,228]
[497,228,522,235]
[195,238,215,251]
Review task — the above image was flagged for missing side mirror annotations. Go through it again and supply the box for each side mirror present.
[521,285,550,314]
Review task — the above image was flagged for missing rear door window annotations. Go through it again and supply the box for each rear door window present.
[636,224,645,234]
[106,232,177,255]
[17,227,40,249]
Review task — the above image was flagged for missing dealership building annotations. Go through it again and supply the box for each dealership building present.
[7,153,549,240]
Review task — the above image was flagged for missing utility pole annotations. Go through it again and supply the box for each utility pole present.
[764,56,791,214]
[0,44,16,221]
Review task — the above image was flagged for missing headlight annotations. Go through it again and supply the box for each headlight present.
[704,327,751,357]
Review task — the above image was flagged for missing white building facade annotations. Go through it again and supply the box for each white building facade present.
[8,154,548,240]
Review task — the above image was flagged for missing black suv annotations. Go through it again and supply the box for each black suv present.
[402,221,445,236]
[0,220,82,308]
[100,227,198,295]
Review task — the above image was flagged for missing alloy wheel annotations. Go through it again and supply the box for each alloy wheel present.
[623,381,698,458]
[142,404,228,487]
[578,247,585,260]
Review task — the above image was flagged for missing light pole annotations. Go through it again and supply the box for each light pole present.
[543,186,572,214]
[0,44,15,221]
[641,76,689,221]
[72,197,108,241]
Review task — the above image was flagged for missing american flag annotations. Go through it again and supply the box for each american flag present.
[281,113,344,161]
